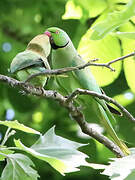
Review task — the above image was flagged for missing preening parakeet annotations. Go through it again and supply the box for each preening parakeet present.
[10,34,51,87]
[45,27,130,155]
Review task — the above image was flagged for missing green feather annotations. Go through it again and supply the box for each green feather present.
[10,50,50,87]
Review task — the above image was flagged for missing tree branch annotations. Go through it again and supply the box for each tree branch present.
[25,58,99,82]
[0,74,128,157]
[66,88,135,122]
[107,52,135,67]
[25,52,135,82]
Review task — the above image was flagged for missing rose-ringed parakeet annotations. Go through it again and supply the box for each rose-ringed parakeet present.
[10,34,51,87]
[45,27,130,155]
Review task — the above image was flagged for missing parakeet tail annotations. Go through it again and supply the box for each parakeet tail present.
[99,105,130,156]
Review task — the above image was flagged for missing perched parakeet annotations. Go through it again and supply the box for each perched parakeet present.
[45,27,130,155]
[10,34,51,87]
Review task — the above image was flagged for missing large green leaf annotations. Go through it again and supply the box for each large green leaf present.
[62,0,107,20]
[1,153,39,180]
[114,32,135,39]
[78,29,122,86]
[0,120,40,135]
[125,170,135,180]
[91,0,135,40]
[101,148,135,180]
[113,90,135,107]
[62,0,82,20]
[119,22,135,93]
[74,0,107,18]
[14,126,90,175]
[85,0,107,18]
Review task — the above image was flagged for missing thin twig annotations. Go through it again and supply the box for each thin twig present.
[25,52,135,82]
[90,52,135,71]
[25,58,98,82]
[107,52,135,66]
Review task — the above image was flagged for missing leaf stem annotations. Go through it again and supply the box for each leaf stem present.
[0,152,9,158]
[1,127,16,146]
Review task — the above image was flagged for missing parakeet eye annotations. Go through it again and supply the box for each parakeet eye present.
[55,30,59,34]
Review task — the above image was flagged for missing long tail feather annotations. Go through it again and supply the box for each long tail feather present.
[98,104,130,155]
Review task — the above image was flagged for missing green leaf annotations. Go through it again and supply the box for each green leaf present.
[0,147,14,161]
[62,0,107,22]
[62,0,83,20]
[125,170,135,180]
[0,120,40,135]
[14,126,90,175]
[114,32,135,39]
[113,90,135,107]
[1,153,40,180]
[74,0,107,18]
[101,148,135,180]
[78,29,122,86]
[119,22,135,93]
[91,0,135,40]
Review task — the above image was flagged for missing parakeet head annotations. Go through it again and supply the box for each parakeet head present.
[44,27,69,49]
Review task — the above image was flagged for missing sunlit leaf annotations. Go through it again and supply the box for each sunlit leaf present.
[87,163,106,170]
[73,0,107,18]
[0,147,14,161]
[1,153,39,180]
[14,126,90,175]
[32,112,43,123]
[62,0,82,20]
[101,148,135,180]
[125,170,135,180]
[91,0,135,40]
[62,0,107,21]
[114,32,135,39]
[119,22,135,93]
[113,90,135,107]
[0,120,40,135]
[78,29,122,86]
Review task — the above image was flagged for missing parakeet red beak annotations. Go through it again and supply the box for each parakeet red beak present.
[44,31,51,37]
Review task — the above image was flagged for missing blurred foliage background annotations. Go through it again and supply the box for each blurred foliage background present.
[0,0,135,179]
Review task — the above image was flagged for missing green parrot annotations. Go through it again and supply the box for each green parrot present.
[10,34,51,87]
[45,27,130,156]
